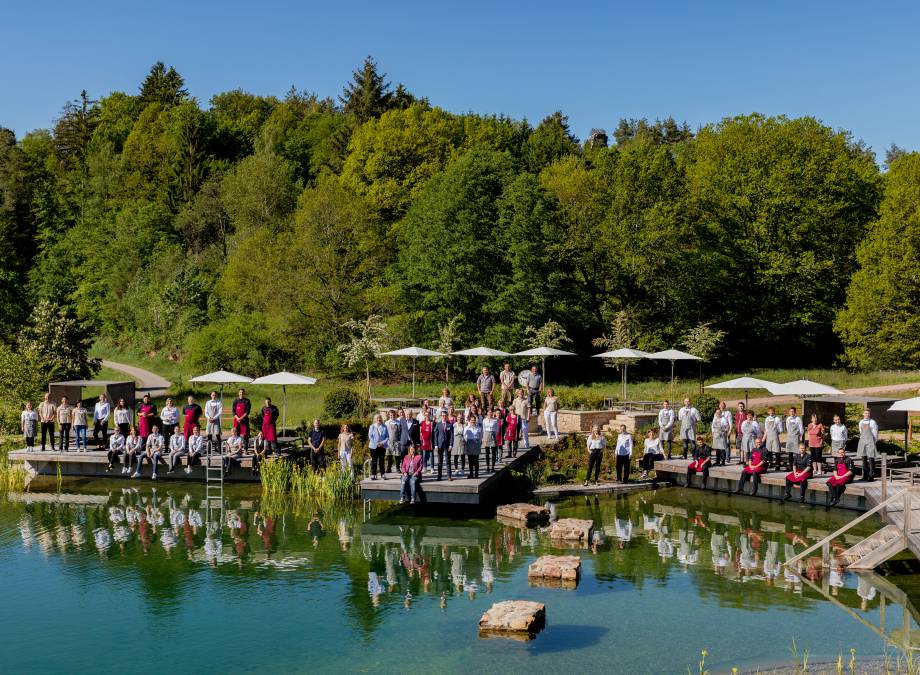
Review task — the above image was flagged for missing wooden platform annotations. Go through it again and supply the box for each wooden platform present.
[359,445,540,505]
[9,448,264,483]
[653,458,871,511]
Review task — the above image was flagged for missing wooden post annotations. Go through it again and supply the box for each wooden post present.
[903,491,910,547]
[882,454,888,504]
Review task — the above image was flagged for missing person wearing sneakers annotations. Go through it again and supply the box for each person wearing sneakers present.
[784,442,812,503]
[167,428,187,474]
[134,425,164,479]
[106,427,125,472]
[185,426,204,474]
[122,426,142,475]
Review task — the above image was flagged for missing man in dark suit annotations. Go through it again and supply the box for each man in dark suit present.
[433,411,454,481]
[399,409,420,461]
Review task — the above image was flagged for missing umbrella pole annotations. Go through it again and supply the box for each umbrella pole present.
[412,357,417,398]
[542,357,546,388]
[623,363,628,401]
[282,384,287,435]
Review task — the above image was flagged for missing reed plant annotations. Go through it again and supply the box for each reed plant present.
[0,441,28,492]
[260,458,359,502]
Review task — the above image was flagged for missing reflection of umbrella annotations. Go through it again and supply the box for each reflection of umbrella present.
[249,371,318,434]
[190,370,253,413]
[648,349,701,387]
[593,349,651,400]
[513,347,576,387]
[381,347,445,397]
[767,379,844,396]
[705,376,779,407]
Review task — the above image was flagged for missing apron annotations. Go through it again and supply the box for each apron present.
[679,409,696,441]
[856,420,878,458]
[658,409,673,441]
[386,421,401,456]
[827,461,852,486]
[183,406,199,438]
[740,420,756,454]
[711,419,728,450]
[743,450,767,475]
[262,408,277,442]
[785,418,801,454]
[764,417,782,453]
[786,459,811,483]
[689,452,709,472]
[138,404,156,438]
[233,400,249,434]
[22,413,37,438]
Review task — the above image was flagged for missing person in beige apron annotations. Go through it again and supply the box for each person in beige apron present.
[763,407,783,469]
[855,408,878,481]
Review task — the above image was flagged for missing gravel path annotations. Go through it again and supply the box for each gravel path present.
[101,360,171,397]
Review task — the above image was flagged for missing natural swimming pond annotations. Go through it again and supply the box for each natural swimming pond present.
[1,482,916,674]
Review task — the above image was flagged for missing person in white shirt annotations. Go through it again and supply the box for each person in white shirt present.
[92,394,110,450]
[678,398,701,459]
[160,397,179,449]
[614,425,633,483]
[21,401,38,450]
[437,389,454,417]
[122,427,142,475]
[584,424,607,486]
[763,406,783,469]
[167,430,187,474]
[657,400,674,459]
[717,401,734,462]
[185,427,204,474]
[106,428,125,472]
[785,407,804,472]
[223,429,244,475]
[639,428,664,479]
[856,408,879,481]
[205,391,223,448]
[830,414,848,454]
[134,426,164,479]
[113,399,132,438]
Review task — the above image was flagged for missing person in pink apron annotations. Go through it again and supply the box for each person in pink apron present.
[136,394,157,448]
[735,438,768,496]
[825,446,855,506]
[233,389,251,447]
[181,395,203,441]
[261,398,280,456]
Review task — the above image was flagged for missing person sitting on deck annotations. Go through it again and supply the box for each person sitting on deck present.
[166,429,186,474]
[185,426,204,475]
[785,442,812,503]
[826,446,855,506]
[686,433,712,489]
[122,426,142,475]
[251,431,268,474]
[735,437,768,496]
[223,428,244,476]
[639,428,664,479]
[399,443,423,504]
[134,425,164,479]
[106,427,125,472]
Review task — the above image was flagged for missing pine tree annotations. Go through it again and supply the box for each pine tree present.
[139,61,189,107]
[339,56,392,123]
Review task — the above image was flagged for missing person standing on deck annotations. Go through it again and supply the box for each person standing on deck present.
[739,410,760,463]
[784,407,804,472]
[584,424,607,486]
[504,409,521,459]
[527,366,543,421]
[733,402,747,460]
[181,395,201,443]
[38,393,56,451]
[499,363,516,407]
[481,409,499,473]
[657,400,675,459]
[232,389,251,448]
[399,408,420,461]
[72,400,88,452]
[433,411,454,481]
[136,394,157,449]
[856,408,879,482]
[464,416,482,479]
[807,414,826,477]
[56,396,74,452]
[113,398,131,439]
[763,407,783,469]
[542,389,560,440]
[829,415,848,472]
[452,411,467,475]
[368,414,388,481]
[476,367,495,409]
[204,391,223,450]
[419,410,434,474]
[384,410,400,476]
[717,401,734,462]
[21,401,38,451]
[614,424,633,483]
[337,423,355,474]
[159,398,178,450]
[711,410,730,466]
[514,388,532,448]
[678,398,701,459]
[784,443,812,503]
[826,446,855,506]
[261,398,280,457]
[92,394,110,449]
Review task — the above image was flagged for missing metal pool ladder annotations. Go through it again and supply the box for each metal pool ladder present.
[204,440,224,531]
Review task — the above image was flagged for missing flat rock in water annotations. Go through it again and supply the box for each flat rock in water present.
[479,600,546,638]
[549,518,593,542]
[528,555,581,582]
[496,503,550,525]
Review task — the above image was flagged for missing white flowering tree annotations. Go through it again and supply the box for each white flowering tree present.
[337,315,390,399]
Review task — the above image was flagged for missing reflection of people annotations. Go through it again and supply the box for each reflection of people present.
[784,443,812,503]
[399,444,423,504]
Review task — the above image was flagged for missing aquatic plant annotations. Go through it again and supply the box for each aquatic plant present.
[260,458,358,502]
[0,454,27,492]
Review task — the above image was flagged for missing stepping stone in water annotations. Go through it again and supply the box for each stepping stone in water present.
[496,503,550,526]
[479,600,546,640]
[548,518,593,543]
[528,555,581,589]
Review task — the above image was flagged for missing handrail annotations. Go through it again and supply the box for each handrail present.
[785,489,909,568]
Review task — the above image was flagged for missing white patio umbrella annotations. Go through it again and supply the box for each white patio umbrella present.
[767,379,844,397]
[888,398,920,454]
[381,347,446,397]
[513,346,577,387]
[189,370,254,436]
[705,376,780,407]
[593,348,652,400]
[249,371,318,434]
[648,349,701,386]
[451,347,512,357]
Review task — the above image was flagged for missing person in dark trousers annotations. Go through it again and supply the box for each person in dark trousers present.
[785,443,812,503]
[686,434,712,489]
[399,409,420,460]
[584,424,607,486]
[614,424,633,483]
[735,438,768,496]
[368,413,389,480]
[826,446,855,506]
[433,411,454,481]
[307,419,326,471]
[232,389,252,449]
[93,394,110,449]
[38,393,56,451]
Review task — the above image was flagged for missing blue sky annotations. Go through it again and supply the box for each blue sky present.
[2,0,917,160]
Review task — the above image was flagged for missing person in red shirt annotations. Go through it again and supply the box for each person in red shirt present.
[806,414,825,476]
[419,410,434,474]
[182,395,202,442]
[399,443,423,504]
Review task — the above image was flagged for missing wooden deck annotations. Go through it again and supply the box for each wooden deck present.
[653,458,871,511]
[360,445,541,505]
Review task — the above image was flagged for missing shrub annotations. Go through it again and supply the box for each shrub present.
[323,388,361,418]
[693,392,721,424]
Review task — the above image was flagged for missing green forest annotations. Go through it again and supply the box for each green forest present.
[1,57,919,404]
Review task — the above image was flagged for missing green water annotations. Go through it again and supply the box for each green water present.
[1,481,915,674]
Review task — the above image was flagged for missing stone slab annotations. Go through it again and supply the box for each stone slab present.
[548,518,593,542]
[479,600,546,638]
[496,503,550,525]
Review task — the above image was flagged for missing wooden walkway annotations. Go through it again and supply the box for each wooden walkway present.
[653,458,871,511]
